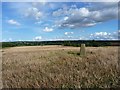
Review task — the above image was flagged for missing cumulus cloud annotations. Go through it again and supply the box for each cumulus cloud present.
[33,36,42,41]
[89,31,119,40]
[64,32,74,35]
[64,17,69,21]
[48,38,65,41]
[43,27,53,32]
[79,37,88,40]
[53,2,118,29]
[7,19,21,26]
[8,38,12,42]
[53,9,68,17]
[35,21,42,24]
[25,7,42,20]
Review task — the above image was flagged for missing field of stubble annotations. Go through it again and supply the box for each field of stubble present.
[2,45,120,88]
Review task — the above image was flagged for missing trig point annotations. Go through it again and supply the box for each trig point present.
[80,44,86,57]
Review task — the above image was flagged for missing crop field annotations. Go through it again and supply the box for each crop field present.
[2,45,120,88]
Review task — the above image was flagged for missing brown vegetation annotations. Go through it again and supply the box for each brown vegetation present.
[2,45,120,88]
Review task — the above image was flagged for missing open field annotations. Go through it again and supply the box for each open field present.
[2,45,120,88]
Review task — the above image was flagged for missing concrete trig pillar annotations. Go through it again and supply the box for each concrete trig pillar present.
[80,44,86,57]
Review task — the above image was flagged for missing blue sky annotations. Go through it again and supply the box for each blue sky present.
[2,2,119,41]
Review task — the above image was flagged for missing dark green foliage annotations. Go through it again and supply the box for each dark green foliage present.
[1,40,120,48]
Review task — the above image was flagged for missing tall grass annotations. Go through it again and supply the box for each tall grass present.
[2,46,119,88]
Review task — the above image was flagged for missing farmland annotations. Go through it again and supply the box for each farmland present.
[2,45,120,88]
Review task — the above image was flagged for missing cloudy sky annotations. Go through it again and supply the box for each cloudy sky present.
[2,2,119,41]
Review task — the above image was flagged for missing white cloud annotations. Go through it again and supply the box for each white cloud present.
[79,37,87,40]
[95,32,108,36]
[71,5,77,8]
[64,32,74,35]
[8,38,12,42]
[53,9,62,17]
[43,27,53,32]
[33,36,42,41]
[18,40,22,41]
[64,32,68,35]
[118,30,120,33]
[7,19,21,26]
[73,7,89,17]
[89,31,118,40]
[35,21,42,24]
[64,16,69,21]
[25,7,42,20]
[2,39,6,42]
[48,38,65,41]
[53,2,118,29]
[67,36,73,38]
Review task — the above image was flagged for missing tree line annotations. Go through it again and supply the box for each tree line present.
[1,40,120,48]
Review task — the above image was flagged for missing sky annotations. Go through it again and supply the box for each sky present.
[1,1,120,41]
